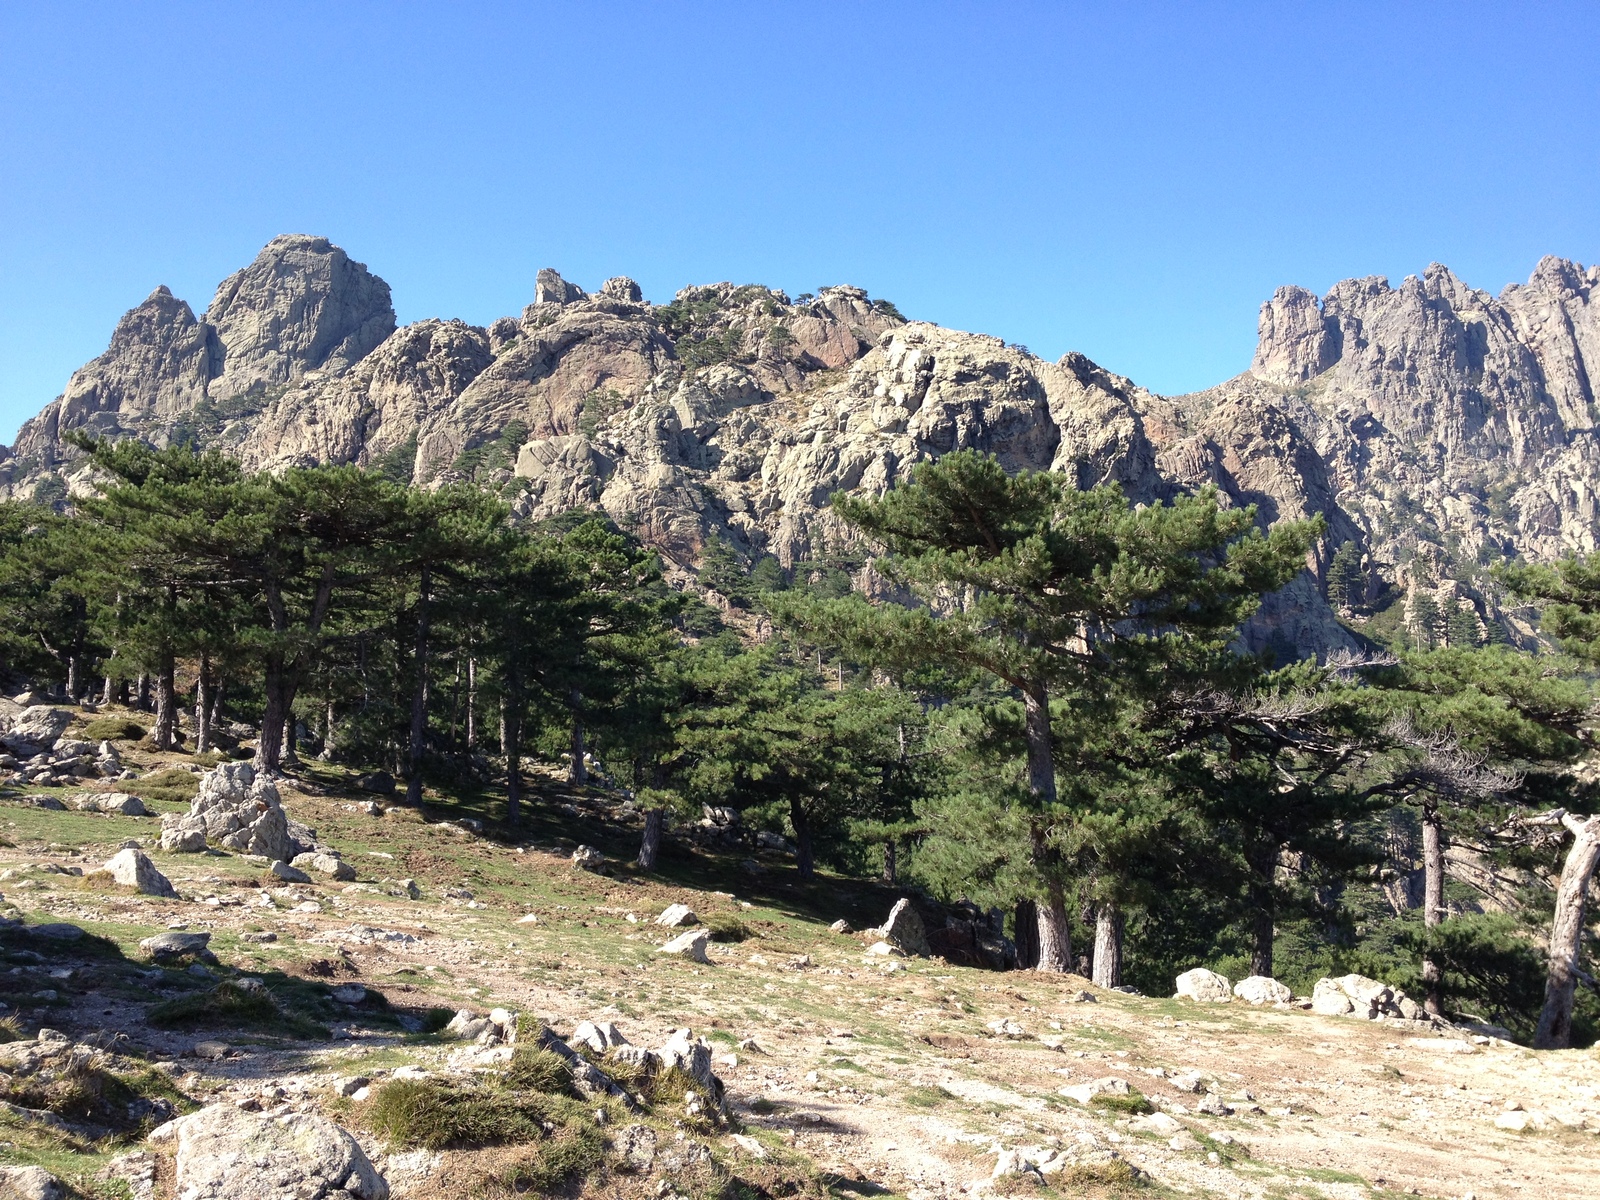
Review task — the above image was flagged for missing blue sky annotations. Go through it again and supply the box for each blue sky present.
[2,2,1597,441]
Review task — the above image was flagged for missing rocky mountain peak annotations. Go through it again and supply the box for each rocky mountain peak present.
[203,234,395,400]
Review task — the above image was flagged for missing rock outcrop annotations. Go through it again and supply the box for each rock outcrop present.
[148,1103,388,1199]
[17,238,1600,658]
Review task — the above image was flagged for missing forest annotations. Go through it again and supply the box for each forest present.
[1,437,1597,1051]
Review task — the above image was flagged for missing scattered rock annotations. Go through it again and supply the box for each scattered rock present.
[148,1102,389,1198]
[95,848,178,898]
[1175,968,1232,1003]
[571,845,604,872]
[1196,1092,1233,1116]
[654,903,697,927]
[829,918,852,934]
[865,941,904,957]
[615,1123,657,1172]
[162,762,293,859]
[190,1041,231,1060]
[2,707,72,755]
[332,984,367,1005]
[1233,975,1292,1005]
[986,1018,1028,1038]
[1130,1112,1183,1136]
[658,929,711,963]
[28,923,83,941]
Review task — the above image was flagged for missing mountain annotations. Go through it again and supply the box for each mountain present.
[12,235,1600,657]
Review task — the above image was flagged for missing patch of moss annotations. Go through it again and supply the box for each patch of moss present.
[1089,1089,1154,1115]
[81,717,147,742]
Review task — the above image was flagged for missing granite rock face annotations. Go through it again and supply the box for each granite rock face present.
[17,240,1600,659]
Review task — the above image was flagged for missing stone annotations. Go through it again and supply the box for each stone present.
[353,772,395,795]
[534,268,586,306]
[877,898,930,956]
[986,1018,1027,1038]
[658,1028,722,1099]
[1311,978,1355,1016]
[98,848,178,898]
[864,941,904,957]
[1129,1112,1182,1136]
[0,1165,65,1200]
[1232,975,1292,1005]
[160,825,207,853]
[73,791,148,816]
[140,931,212,960]
[147,1102,388,1198]
[270,860,312,883]
[293,852,356,881]
[655,903,698,927]
[571,845,604,872]
[829,918,852,934]
[1175,968,1232,1003]
[18,794,64,811]
[1196,1092,1233,1116]
[332,984,367,1005]
[599,276,643,303]
[443,1010,490,1040]
[615,1123,657,1171]
[658,929,711,963]
[6,707,71,749]
[569,1020,630,1054]
[163,762,292,860]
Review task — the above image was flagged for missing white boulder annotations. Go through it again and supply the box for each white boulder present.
[1232,975,1292,1005]
[1175,968,1232,1003]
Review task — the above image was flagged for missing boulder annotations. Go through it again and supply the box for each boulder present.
[147,1103,388,1199]
[443,1010,490,1041]
[353,772,395,795]
[292,852,356,882]
[1232,975,1292,1005]
[332,984,367,1005]
[97,848,178,898]
[160,825,208,853]
[658,929,711,963]
[1175,968,1232,1003]
[877,898,930,956]
[270,860,312,883]
[72,792,148,816]
[654,903,697,928]
[0,1165,65,1200]
[160,762,294,860]
[571,845,604,872]
[2,707,72,754]
[140,931,212,960]
[829,919,852,934]
[1311,978,1355,1016]
[569,1020,630,1054]
[658,1028,723,1100]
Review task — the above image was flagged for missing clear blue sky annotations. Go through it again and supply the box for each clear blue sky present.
[3,2,1598,442]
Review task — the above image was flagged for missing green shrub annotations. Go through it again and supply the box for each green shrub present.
[706,915,753,943]
[364,1078,546,1150]
[502,1046,573,1096]
[82,717,147,742]
[482,1120,605,1195]
[904,1085,955,1108]
[1090,1089,1154,1115]
[148,982,328,1039]
[130,767,201,807]
[417,1006,455,1034]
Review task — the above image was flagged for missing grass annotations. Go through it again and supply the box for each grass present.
[146,981,330,1040]
[904,1085,956,1108]
[501,1046,574,1095]
[476,1121,607,1196]
[1090,1089,1155,1115]
[707,915,755,943]
[127,767,200,807]
[80,717,147,743]
[365,1078,549,1149]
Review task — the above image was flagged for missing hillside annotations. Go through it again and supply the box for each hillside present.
[0,699,1595,1199]
[12,236,1600,658]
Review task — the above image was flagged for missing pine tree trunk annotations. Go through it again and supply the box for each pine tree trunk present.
[568,688,587,785]
[637,808,663,870]
[100,675,113,706]
[1014,899,1040,970]
[136,673,150,711]
[1036,879,1073,973]
[255,662,288,773]
[193,653,212,754]
[153,652,177,750]
[281,718,300,768]
[1535,813,1600,1049]
[882,839,898,884]
[1421,801,1445,1016]
[466,658,478,749]
[65,656,80,700]
[1092,904,1124,988]
[505,706,523,823]
[1246,838,1279,978]
[791,799,814,880]
[406,568,431,808]
[208,679,224,733]
[321,696,337,761]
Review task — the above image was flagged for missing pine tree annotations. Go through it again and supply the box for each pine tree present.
[778,450,1319,970]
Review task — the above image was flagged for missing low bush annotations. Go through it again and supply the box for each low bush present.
[147,981,329,1039]
[129,767,200,806]
[706,915,753,943]
[1089,1089,1154,1115]
[364,1078,548,1150]
[479,1121,606,1196]
[81,716,147,742]
[501,1046,573,1096]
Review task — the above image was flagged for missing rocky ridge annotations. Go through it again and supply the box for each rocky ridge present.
[13,239,1600,655]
